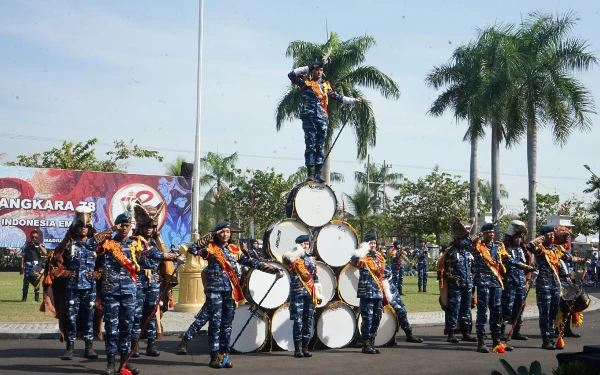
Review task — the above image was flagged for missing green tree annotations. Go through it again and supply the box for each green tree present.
[276,32,400,184]
[511,11,597,233]
[200,152,241,227]
[519,193,560,234]
[287,166,345,186]
[5,138,163,172]
[561,199,596,238]
[164,156,190,177]
[363,212,396,243]
[478,179,509,214]
[583,174,600,232]
[345,186,380,239]
[391,166,470,244]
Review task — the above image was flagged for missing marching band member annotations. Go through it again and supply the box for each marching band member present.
[390,240,406,295]
[282,234,324,358]
[20,230,47,302]
[350,233,386,354]
[414,239,429,293]
[181,221,282,369]
[288,61,362,181]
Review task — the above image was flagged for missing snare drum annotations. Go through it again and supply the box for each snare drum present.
[230,305,270,353]
[286,181,337,228]
[338,263,360,307]
[263,219,310,262]
[245,261,290,310]
[315,261,337,308]
[316,301,357,349]
[314,221,358,267]
[358,305,398,346]
[560,285,591,314]
[26,262,45,288]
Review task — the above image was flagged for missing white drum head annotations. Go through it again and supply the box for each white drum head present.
[338,264,360,307]
[315,221,358,267]
[230,306,269,353]
[268,219,310,262]
[293,182,337,227]
[317,302,357,349]
[315,261,336,308]
[358,305,398,346]
[247,261,290,310]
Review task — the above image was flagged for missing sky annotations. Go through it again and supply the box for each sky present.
[0,0,599,236]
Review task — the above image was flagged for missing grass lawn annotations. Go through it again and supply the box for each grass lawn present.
[0,272,534,322]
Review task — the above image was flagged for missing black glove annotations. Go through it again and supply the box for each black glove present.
[448,275,461,285]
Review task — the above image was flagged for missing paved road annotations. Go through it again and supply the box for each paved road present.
[0,308,598,375]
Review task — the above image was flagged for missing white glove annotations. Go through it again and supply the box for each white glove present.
[315,283,324,305]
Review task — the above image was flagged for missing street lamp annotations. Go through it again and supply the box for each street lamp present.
[583,164,600,252]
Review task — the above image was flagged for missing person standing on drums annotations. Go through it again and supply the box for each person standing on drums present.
[350,233,386,355]
[390,241,406,296]
[500,220,535,342]
[382,265,423,344]
[282,234,324,358]
[288,61,362,182]
[180,221,282,369]
[414,239,429,293]
[525,225,562,350]
[20,230,47,302]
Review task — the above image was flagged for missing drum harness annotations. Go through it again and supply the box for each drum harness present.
[555,267,588,347]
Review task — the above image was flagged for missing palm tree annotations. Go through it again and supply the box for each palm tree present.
[510,11,597,233]
[478,179,509,213]
[345,186,380,239]
[287,166,345,186]
[355,161,403,209]
[164,156,189,176]
[200,152,240,225]
[276,32,400,184]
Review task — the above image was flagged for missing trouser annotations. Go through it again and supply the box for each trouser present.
[359,298,383,339]
[302,117,328,167]
[536,287,560,338]
[131,285,144,340]
[22,262,40,295]
[137,283,160,340]
[65,287,96,341]
[102,293,136,355]
[446,285,472,332]
[476,286,502,336]
[392,268,404,291]
[389,293,411,331]
[501,283,526,330]
[290,294,315,340]
[417,264,428,288]
[183,303,209,341]
[206,291,236,353]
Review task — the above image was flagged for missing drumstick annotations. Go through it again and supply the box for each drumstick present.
[221,276,280,367]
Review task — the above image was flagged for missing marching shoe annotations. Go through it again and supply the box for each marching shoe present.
[476,334,489,353]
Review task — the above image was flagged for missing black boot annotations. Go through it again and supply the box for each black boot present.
[423,286,427,293]
[493,335,512,352]
[177,337,189,355]
[500,325,507,341]
[564,319,581,338]
[103,354,116,375]
[146,339,160,357]
[209,351,222,369]
[219,349,233,368]
[460,326,477,342]
[512,325,528,340]
[34,292,40,302]
[306,166,315,181]
[447,333,459,343]
[370,338,381,354]
[476,334,489,353]
[293,340,303,358]
[301,338,312,357]
[119,353,140,375]
[418,286,422,293]
[314,164,324,182]
[60,341,74,360]
[399,287,405,296]
[361,338,376,354]
[386,337,398,346]
[20,291,27,302]
[542,336,555,350]
[131,340,140,357]
[84,340,98,359]
[404,329,424,343]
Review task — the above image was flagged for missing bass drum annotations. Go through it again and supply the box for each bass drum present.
[270,303,314,351]
[357,305,398,346]
[338,263,360,307]
[230,305,270,353]
[315,261,337,308]
[245,261,290,310]
[316,301,357,349]
[263,218,310,262]
[26,262,45,288]
[314,220,358,267]
[560,284,591,314]
[286,181,337,228]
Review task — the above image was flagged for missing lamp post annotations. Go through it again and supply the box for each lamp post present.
[584,164,600,252]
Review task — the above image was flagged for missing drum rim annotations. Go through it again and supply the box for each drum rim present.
[231,305,271,354]
[265,218,310,261]
[314,220,359,263]
[288,180,338,227]
[245,261,290,309]
[315,261,337,306]
[270,302,293,351]
[316,300,357,348]
[357,304,399,342]
[337,263,360,306]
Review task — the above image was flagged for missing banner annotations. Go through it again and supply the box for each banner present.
[0,166,192,249]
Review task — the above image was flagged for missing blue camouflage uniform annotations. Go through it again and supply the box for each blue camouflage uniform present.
[63,237,98,342]
[383,266,411,331]
[472,240,504,338]
[20,241,44,298]
[137,238,167,341]
[240,242,262,290]
[444,240,475,335]
[182,269,210,342]
[501,245,528,335]
[390,244,406,294]
[414,243,428,291]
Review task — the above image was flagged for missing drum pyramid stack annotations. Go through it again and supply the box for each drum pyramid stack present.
[230,180,399,354]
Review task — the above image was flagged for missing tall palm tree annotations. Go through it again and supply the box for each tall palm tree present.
[511,11,597,233]
[276,32,400,184]
[164,156,189,176]
[478,179,509,213]
[200,152,239,225]
[287,166,345,186]
[355,162,403,208]
[345,186,380,239]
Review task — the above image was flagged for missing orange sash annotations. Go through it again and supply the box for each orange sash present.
[206,243,245,302]
[291,258,317,308]
[540,245,561,289]
[474,242,504,289]
[362,253,388,306]
[100,239,138,282]
[302,80,332,116]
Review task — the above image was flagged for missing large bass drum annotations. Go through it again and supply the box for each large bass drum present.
[245,261,290,310]
[358,305,398,346]
[314,220,358,267]
[560,284,591,314]
[230,305,270,353]
[315,261,337,308]
[270,303,314,351]
[316,301,357,349]
[338,263,360,307]
[263,219,310,262]
[286,181,337,228]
